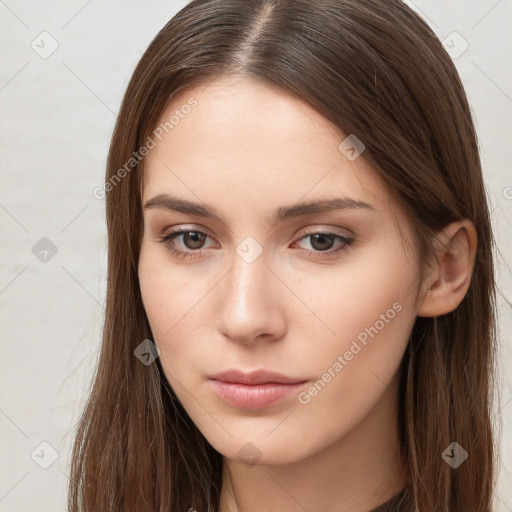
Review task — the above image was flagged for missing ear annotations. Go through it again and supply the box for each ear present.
[417,220,477,317]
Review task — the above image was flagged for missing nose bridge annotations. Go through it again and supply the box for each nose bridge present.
[215,239,285,343]
[226,243,269,314]
[226,233,268,298]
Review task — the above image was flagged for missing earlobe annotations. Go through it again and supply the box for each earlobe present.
[417,220,477,317]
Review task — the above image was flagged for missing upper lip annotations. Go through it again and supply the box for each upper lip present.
[209,369,307,385]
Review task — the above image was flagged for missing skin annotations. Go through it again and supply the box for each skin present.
[138,75,477,512]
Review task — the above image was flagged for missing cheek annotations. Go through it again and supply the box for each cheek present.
[139,226,419,382]
[138,242,191,335]
[138,243,214,372]
[287,239,418,401]
[292,239,418,346]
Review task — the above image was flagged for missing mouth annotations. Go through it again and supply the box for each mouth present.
[208,369,308,409]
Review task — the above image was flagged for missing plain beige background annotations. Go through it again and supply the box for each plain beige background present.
[0,0,511,510]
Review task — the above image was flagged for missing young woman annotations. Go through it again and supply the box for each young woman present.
[68,1,499,511]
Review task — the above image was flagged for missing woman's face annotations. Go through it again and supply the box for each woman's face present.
[138,75,422,465]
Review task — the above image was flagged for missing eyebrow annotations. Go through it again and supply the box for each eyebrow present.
[143,193,375,224]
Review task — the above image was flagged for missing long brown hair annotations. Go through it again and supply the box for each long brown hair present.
[68,1,499,510]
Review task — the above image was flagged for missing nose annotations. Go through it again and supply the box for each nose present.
[214,250,287,345]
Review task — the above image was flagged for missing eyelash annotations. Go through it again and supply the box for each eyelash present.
[157,228,355,261]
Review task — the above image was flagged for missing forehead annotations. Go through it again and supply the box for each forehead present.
[141,75,392,215]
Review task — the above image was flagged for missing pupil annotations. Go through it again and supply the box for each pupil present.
[310,234,334,251]
[185,231,206,249]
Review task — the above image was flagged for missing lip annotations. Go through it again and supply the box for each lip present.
[208,369,308,409]
[209,369,306,385]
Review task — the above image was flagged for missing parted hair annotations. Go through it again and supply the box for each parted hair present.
[68,1,499,511]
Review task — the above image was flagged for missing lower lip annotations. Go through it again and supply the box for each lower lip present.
[209,379,307,409]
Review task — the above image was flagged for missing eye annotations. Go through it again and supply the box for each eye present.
[293,232,354,258]
[158,229,215,260]
[157,228,355,260]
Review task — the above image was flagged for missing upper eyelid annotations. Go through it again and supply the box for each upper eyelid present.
[295,225,353,239]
